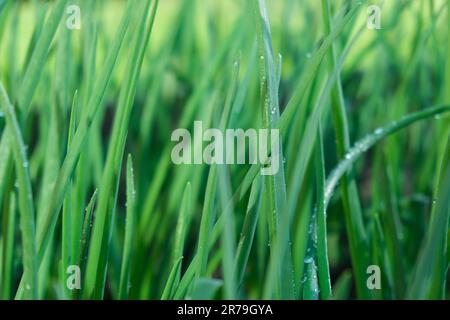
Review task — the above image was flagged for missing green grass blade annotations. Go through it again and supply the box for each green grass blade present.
[172,182,192,274]
[407,136,450,299]
[302,258,319,300]
[217,164,237,299]
[325,106,450,207]
[75,189,97,299]
[118,155,137,300]
[0,82,38,299]
[234,175,263,287]
[161,257,183,300]
[315,125,332,299]
[407,145,450,299]
[321,0,370,298]
[60,93,77,299]
[1,192,16,299]
[253,0,293,299]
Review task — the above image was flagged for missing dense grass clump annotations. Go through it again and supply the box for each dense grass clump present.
[0,0,449,300]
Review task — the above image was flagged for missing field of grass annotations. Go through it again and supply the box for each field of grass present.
[0,0,449,300]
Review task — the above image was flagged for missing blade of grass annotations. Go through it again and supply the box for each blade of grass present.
[234,175,263,287]
[321,0,370,298]
[407,141,450,299]
[0,82,38,299]
[302,257,319,300]
[325,106,450,207]
[172,182,192,276]
[160,182,192,300]
[118,155,137,300]
[253,0,293,299]
[74,189,97,300]
[161,257,183,300]
[60,93,77,299]
[315,124,332,299]
[427,0,450,298]
[1,192,16,299]
[411,133,450,299]
[217,163,237,299]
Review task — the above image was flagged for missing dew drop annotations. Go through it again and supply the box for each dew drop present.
[304,256,313,264]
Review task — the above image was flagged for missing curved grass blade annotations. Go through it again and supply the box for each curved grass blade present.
[0,83,38,299]
[325,106,450,207]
